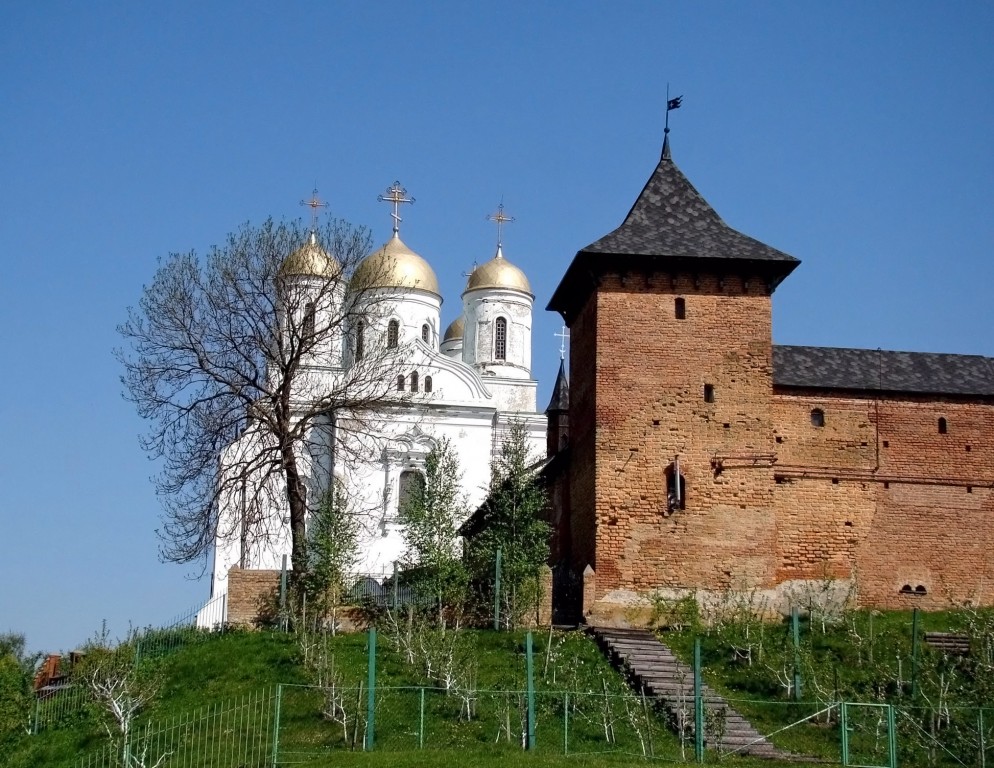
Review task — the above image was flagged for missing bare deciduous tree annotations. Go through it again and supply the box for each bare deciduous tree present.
[117,217,410,572]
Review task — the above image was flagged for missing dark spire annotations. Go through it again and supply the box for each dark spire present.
[546,358,569,413]
[661,131,671,160]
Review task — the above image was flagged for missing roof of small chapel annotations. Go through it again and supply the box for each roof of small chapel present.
[548,139,800,320]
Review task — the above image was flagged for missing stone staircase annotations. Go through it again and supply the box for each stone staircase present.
[591,627,788,760]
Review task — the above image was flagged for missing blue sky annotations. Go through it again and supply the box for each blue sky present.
[2,2,992,653]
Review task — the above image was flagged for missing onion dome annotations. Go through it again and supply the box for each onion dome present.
[443,316,464,342]
[464,246,532,296]
[280,232,340,277]
[352,233,440,296]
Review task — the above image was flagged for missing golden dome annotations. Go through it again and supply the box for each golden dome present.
[443,316,464,342]
[351,233,440,296]
[279,233,340,278]
[464,246,532,296]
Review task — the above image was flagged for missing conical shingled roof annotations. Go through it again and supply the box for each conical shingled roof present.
[581,153,799,265]
[545,358,569,413]
[548,143,800,321]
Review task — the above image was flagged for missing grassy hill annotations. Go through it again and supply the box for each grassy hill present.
[7,606,993,767]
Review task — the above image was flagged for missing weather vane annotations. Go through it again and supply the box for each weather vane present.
[378,181,415,235]
[555,325,570,360]
[664,83,683,139]
[300,187,328,231]
[486,202,515,249]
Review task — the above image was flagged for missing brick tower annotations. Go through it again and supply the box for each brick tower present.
[548,136,799,622]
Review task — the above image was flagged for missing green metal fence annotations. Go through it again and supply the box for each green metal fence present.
[73,687,277,768]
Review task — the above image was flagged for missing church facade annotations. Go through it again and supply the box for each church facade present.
[203,198,545,621]
[547,135,994,624]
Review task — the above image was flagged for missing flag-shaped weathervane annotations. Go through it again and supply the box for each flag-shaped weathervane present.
[667,95,683,111]
[664,84,683,142]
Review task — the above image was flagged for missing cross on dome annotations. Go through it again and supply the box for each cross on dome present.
[378,181,415,235]
[555,325,570,360]
[299,187,328,231]
[486,202,515,251]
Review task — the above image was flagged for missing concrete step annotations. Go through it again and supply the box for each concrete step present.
[590,626,798,761]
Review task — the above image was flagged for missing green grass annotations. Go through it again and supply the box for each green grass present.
[10,609,990,767]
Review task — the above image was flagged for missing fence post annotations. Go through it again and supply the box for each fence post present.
[494,548,503,630]
[271,685,282,768]
[563,692,569,755]
[279,555,288,631]
[980,708,986,768]
[526,631,536,750]
[910,607,920,698]
[694,637,704,763]
[792,607,803,701]
[887,704,897,768]
[392,561,399,612]
[840,702,849,766]
[366,628,377,750]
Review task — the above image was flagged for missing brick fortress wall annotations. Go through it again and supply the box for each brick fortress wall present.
[566,270,994,622]
[577,271,783,622]
[771,393,994,609]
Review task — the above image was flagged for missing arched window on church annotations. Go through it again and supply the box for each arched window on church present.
[396,374,405,392]
[387,319,400,349]
[422,323,430,344]
[398,469,425,516]
[495,316,507,360]
[302,302,316,341]
[665,463,686,514]
[811,408,825,428]
[938,417,948,434]
[410,371,419,392]
[675,297,686,320]
[424,375,433,393]
[355,320,365,361]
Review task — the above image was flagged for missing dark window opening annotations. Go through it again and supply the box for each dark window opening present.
[396,375,405,392]
[302,302,316,340]
[355,320,365,361]
[915,585,928,595]
[665,465,686,513]
[811,408,825,428]
[883,440,889,448]
[421,323,430,343]
[495,317,507,360]
[704,384,715,403]
[424,375,433,393]
[410,371,419,392]
[900,584,914,594]
[675,297,686,320]
[398,470,425,515]
[387,319,400,348]
[938,417,947,434]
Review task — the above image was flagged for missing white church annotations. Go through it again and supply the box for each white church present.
[201,186,547,622]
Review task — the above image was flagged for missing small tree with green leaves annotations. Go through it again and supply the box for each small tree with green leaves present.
[468,422,550,628]
[299,483,361,634]
[0,633,41,736]
[398,436,470,624]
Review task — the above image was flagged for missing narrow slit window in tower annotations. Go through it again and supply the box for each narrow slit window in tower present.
[355,320,365,361]
[424,375,433,393]
[938,417,947,434]
[302,302,316,340]
[410,371,419,392]
[675,297,686,320]
[704,384,715,403]
[811,408,825,428]
[387,319,400,349]
[665,464,686,513]
[495,317,507,360]
[396,374,405,392]
[422,323,430,343]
